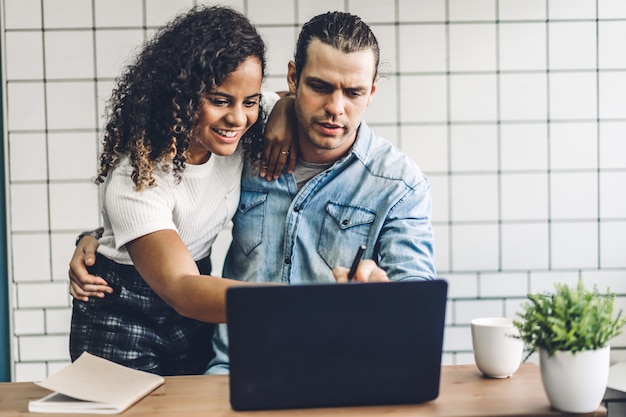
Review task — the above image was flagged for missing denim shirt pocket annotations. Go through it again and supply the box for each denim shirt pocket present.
[232,190,267,255]
[318,202,376,269]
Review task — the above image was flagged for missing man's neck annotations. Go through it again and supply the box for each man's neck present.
[297,136,357,164]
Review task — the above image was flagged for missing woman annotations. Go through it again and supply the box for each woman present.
[70,5,284,376]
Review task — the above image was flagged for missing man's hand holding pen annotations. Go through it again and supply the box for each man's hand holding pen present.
[333,259,389,283]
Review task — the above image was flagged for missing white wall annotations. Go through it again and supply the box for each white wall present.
[2,0,626,381]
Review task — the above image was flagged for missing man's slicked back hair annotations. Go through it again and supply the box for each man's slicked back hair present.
[294,11,380,81]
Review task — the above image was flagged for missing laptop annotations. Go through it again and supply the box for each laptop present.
[226,279,448,411]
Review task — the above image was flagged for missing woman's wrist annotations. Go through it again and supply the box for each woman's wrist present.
[75,227,104,246]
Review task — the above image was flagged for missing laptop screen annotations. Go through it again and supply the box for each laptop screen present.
[226,279,448,411]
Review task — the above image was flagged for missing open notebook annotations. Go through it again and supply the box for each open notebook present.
[226,279,448,411]
[28,352,164,414]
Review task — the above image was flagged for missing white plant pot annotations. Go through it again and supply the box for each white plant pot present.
[539,346,610,414]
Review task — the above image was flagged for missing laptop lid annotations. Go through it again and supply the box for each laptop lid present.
[226,279,448,411]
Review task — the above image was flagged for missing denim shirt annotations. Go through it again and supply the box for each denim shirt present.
[206,121,436,374]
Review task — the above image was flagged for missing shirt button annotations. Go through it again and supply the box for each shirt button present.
[284,258,291,265]
[293,206,300,212]
[341,219,349,226]
[239,204,246,210]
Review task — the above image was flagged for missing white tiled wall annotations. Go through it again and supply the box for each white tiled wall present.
[2,0,626,381]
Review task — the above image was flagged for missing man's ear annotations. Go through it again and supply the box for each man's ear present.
[287,61,297,94]
[367,75,379,106]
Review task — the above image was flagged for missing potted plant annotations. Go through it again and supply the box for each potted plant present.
[514,279,626,413]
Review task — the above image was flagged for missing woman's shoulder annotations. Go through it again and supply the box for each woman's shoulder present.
[105,156,176,192]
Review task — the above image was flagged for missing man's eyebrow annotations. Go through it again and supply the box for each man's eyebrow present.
[305,76,330,85]
[345,86,368,93]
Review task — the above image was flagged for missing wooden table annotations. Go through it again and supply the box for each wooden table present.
[0,363,606,417]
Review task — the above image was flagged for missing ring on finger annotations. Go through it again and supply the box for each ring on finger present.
[281,150,290,156]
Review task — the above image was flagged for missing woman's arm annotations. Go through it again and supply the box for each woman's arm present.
[69,229,390,322]
[126,229,245,323]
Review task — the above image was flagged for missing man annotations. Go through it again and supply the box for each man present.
[218,12,434,285]
[70,11,435,374]
[207,11,435,373]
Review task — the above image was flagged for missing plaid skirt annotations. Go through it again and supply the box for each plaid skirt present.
[70,253,215,376]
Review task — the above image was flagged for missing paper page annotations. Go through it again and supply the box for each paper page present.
[28,393,122,415]
[608,362,626,393]
[34,352,164,410]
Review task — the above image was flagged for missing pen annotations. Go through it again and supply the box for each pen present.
[347,244,366,281]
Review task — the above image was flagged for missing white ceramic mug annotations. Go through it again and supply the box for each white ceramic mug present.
[471,317,523,378]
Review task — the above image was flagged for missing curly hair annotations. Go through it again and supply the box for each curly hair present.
[96,5,267,191]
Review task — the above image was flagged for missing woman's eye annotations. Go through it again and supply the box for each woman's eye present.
[209,98,229,106]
